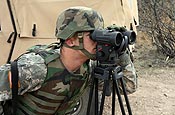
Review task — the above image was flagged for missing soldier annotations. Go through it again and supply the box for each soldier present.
[0,6,137,115]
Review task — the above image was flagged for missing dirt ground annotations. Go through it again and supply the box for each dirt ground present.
[103,31,175,115]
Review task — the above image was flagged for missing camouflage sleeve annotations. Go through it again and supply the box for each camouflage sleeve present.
[17,52,47,94]
[0,52,47,101]
[118,49,138,94]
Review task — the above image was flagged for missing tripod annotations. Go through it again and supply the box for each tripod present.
[87,65,132,115]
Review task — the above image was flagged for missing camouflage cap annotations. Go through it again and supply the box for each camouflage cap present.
[55,6,104,40]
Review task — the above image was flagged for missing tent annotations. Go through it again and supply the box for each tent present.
[0,0,139,65]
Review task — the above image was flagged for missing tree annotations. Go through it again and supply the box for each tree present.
[138,0,175,58]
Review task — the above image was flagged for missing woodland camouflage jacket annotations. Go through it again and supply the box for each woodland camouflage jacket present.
[0,47,137,115]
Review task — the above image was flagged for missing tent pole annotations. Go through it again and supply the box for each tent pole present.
[6,0,18,63]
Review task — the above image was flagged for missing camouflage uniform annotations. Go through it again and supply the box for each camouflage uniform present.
[0,6,137,115]
[0,49,91,115]
[0,50,137,115]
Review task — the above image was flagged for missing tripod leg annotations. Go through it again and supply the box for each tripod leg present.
[87,77,95,115]
[95,78,99,115]
[112,81,116,115]
[120,78,132,115]
[99,80,109,115]
[113,80,126,115]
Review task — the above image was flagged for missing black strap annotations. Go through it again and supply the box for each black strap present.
[11,61,19,115]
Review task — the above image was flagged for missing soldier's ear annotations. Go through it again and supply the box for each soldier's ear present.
[65,38,76,47]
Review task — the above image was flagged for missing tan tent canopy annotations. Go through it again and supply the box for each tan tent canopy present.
[0,0,139,64]
[3,0,139,38]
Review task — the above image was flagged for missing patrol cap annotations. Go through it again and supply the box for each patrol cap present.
[55,6,104,40]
